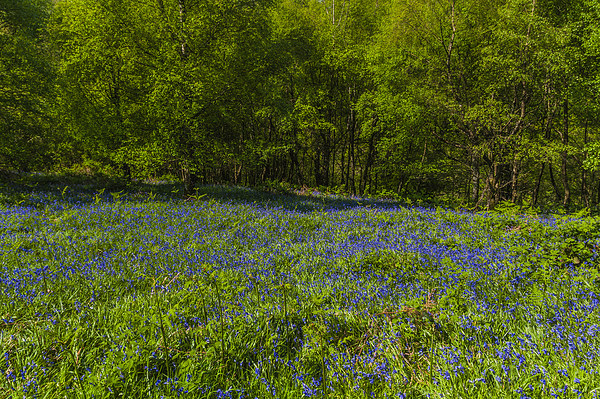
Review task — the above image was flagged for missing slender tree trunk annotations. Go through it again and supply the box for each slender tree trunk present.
[340,135,346,189]
[561,97,570,207]
[360,130,376,195]
[234,163,242,185]
[314,133,322,187]
[289,137,303,185]
[347,109,356,195]
[323,132,331,186]
[470,152,480,205]
[330,145,336,187]
[511,156,520,203]
[548,162,561,203]
[597,174,600,206]
[492,162,500,209]
[360,117,377,195]
[354,134,364,195]
[483,164,494,210]
[582,120,589,207]
[532,163,545,206]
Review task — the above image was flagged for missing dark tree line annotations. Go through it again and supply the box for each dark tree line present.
[2,0,600,209]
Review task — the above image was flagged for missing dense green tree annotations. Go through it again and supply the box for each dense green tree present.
[53,0,272,191]
[362,0,600,208]
[1,0,596,209]
[0,0,53,171]
[250,0,384,192]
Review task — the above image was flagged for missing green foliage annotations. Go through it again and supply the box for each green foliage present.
[0,0,53,171]
[583,142,600,172]
[3,0,600,209]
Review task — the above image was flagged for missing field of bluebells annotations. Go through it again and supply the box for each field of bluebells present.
[1,177,600,398]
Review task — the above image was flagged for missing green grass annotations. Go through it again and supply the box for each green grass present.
[0,178,599,398]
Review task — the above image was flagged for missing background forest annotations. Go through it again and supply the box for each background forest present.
[2,0,600,209]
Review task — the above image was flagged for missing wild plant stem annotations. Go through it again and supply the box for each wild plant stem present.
[215,278,226,371]
[154,286,171,377]
[282,282,289,360]
[320,319,327,394]
[67,345,88,399]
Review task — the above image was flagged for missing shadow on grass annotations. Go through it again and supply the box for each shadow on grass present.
[0,172,406,212]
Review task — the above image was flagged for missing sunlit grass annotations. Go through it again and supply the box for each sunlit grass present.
[0,179,599,398]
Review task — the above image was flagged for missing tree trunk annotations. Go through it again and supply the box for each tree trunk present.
[340,131,346,189]
[548,162,561,203]
[360,131,376,195]
[492,162,500,209]
[484,164,495,210]
[532,162,545,206]
[470,152,480,205]
[182,162,196,196]
[511,156,520,203]
[560,97,570,207]
[582,120,589,207]
[234,163,242,185]
[597,174,600,206]
[322,132,331,186]
[289,143,303,186]
[347,108,356,195]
